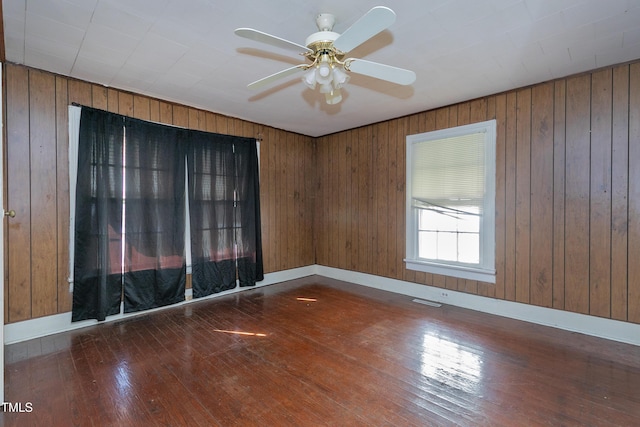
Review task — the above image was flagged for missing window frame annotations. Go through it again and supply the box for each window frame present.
[405,119,497,284]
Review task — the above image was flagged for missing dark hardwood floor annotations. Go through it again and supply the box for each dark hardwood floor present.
[3,275,640,426]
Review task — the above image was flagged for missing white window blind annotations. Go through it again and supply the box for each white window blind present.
[411,131,485,210]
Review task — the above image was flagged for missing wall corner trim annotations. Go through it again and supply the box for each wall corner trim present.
[4,266,317,345]
[315,266,640,347]
[5,265,638,347]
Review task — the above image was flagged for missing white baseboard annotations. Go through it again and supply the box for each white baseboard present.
[316,265,640,347]
[4,265,316,345]
[5,264,639,347]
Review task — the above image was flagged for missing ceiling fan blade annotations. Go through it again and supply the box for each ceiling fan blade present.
[247,65,308,89]
[346,58,416,85]
[333,6,396,53]
[235,28,312,54]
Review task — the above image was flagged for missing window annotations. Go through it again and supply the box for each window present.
[405,119,496,283]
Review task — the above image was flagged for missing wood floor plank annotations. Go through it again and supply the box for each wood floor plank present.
[3,276,639,426]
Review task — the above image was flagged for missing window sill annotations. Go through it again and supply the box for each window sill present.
[404,259,495,284]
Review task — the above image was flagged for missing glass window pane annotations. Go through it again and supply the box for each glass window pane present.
[419,209,438,230]
[418,231,437,259]
[458,233,479,263]
[436,211,458,232]
[438,232,457,261]
[457,209,480,233]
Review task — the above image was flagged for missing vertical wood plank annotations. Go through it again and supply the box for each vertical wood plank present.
[29,69,58,317]
[337,132,347,270]
[68,79,92,107]
[275,131,285,270]
[318,134,328,266]
[494,93,507,300]
[149,99,160,122]
[187,107,203,131]
[307,138,317,265]
[504,91,518,301]
[215,114,228,134]
[515,88,532,304]
[285,132,295,270]
[118,92,134,117]
[366,127,376,275]
[589,69,612,318]
[304,136,315,265]
[6,64,32,322]
[457,102,471,126]
[56,76,72,313]
[133,95,151,121]
[258,130,270,271]
[552,80,567,310]
[376,121,389,277]
[565,74,591,315]
[387,120,398,278]
[610,64,629,321]
[447,105,458,130]
[344,130,353,270]
[172,105,188,128]
[357,128,371,273]
[91,85,108,110]
[628,62,640,323]
[530,83,554,308]
[313,136,326,266]
[350,130,359,270]
[106,88,119,113]
[159,101,173,125]
[267,127,279,271]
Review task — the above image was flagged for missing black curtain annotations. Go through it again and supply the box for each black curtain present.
[234,139,264,287]
[188,133,263,298]
[72,108,124,322]
[72,107,263,320]
[123,117,187,313]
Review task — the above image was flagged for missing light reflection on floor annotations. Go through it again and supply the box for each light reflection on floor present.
[420,333,483,395]
[114,359,134,414]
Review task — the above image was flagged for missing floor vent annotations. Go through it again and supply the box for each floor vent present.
[412,298,442,308]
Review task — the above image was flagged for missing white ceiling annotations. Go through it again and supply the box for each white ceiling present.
[4,0,640,137]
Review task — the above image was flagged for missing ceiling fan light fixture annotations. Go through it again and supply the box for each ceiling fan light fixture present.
[332,65,350,87]
[319,83,333,94]
[302,68,317,89]
[318,62,331,78]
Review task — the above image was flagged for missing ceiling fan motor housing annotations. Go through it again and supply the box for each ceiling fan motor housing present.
[315,13,336,31]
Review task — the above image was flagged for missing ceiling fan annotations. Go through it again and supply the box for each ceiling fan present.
[235,6,416,105]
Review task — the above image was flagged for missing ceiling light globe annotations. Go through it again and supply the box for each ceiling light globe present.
[318,63,331,78]
[302,68,317,89]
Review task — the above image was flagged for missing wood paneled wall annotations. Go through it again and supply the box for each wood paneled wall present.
[5,59,640,327]
[3,63,315,324]
[315,60,640,325]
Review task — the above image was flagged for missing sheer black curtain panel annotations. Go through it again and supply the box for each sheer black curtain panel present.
[234,139,264,287]
[122,117,187,313]
[72,108,124,322]
[187,133,263,298]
